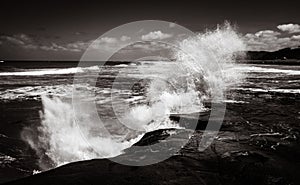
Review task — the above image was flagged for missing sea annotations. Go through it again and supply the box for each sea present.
[0,60,299,183]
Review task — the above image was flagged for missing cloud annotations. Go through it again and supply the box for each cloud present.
[277,24,300,34]
[1,28,299,54]
[39,42,83,52]
[97,37,118,44]
[0,34,38,48]
[244,24,300,51]
[141,31,173,40]
[120,35,131,42]
[254,30,280,38]
[0,33,103,52]
[0,34,85,52]
[0,35,26,45]
[169,23,176,28]
[244,32,300,51]
[82,36,132,52]
[129,42,172,51]
[23,44,38,49]
[0,34,35,46]
[40,43,71,52]
[47,35,130,53]
[291,35,300,40]
[0,33,171,54]
[18,34,32,42]
[66,41,90,51]
[244,29,300,51]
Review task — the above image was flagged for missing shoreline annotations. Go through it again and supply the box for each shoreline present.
[2,97,300,185]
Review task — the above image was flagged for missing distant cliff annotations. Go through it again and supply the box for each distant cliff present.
[246,46,300,60]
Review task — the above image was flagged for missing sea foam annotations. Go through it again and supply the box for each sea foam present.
[0,66,99,76]
[22,23,246,169]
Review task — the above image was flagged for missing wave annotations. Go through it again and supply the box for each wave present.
[0,85,126,101]
[0,84,144,101]
[235,87,300,94]
[115,64,129,67]
[21,95,178,169]
[22,23,246,169]
[236,65,300,75]
[0,154,16,165]
[0,66,100,76]
[0,85,74,100]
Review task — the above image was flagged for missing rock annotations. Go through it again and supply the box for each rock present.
[169,111,231,131]
[3,155,217,185]
[3,108,299,185]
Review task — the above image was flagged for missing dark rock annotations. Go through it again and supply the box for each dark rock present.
[133,128,177,146]
[169,110,232,131]
[3,106,300,185]
[3,155,217,185]
[246,46,300,61]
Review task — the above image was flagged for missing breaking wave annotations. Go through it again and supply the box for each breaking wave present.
[22,23,246,169]
[0,66,99,76]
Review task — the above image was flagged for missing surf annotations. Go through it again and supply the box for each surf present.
[0,66,99,76]
[22,23,246,169]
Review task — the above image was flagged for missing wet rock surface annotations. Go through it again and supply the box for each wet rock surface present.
[2,96,300,185]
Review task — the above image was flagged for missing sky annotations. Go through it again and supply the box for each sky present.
[0,0,300,60]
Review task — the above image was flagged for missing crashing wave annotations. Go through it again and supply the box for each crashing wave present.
[22,23,246,169]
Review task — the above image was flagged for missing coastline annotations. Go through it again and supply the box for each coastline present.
[2,96,300,185]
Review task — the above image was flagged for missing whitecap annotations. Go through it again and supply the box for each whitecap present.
[0,66,99,76]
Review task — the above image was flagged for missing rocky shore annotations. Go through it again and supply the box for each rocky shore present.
[3,96,300,185]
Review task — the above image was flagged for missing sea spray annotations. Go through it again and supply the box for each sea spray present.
[174,22,246,97]
[22,23,246,169]
[22,95,143,169]
[122,23,246,132]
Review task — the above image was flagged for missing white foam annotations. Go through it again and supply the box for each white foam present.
[0,66,99,76]
[22,95,144,168]
[270,89,300,94]
[115,64,128,67]
[223,99,248,103]
[0,154,16,164]
[0,85,74,100]
[120,23,246,134]
[32,170,41,175]
[22,23,246,169]
[236,65,300,75]
[235,87,300,94]
[0,83,118,101]
[124,96,145,103]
